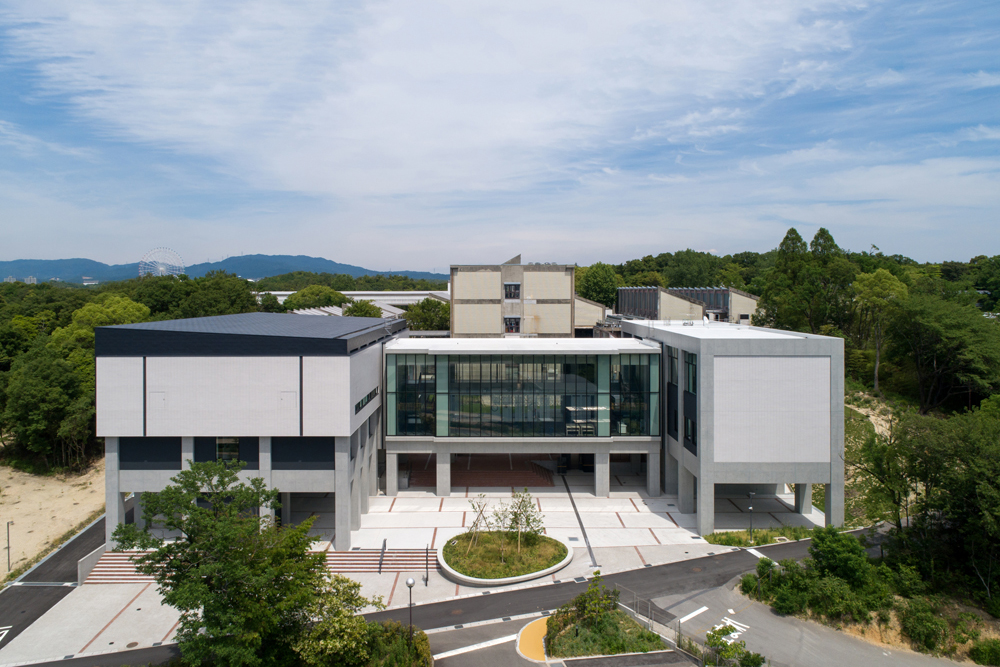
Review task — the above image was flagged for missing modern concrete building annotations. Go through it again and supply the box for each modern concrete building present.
[95,294,843,550]
[382,337,663,499]
[450,255,576,338]
[96,313,405,551]
[619,319,845,534]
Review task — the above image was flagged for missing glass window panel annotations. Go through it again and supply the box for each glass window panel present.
[387,356,396,393]
[650,393,660,436]
[216,437,239,462]
[436,356,448,393]
[387,394,397,436]
[650,354,660,391]
[598,355,610,393]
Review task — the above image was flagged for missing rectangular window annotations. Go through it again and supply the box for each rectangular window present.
[504,317,520,333]
[504,283,521,299]
[216,437,240,462]
[354,387,378,414]
[684,352,697,394]
[667,347,678,385]
[684,418,697,445]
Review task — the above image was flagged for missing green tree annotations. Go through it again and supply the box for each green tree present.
[342,300,383,318]
[258,292,285,313]
[283,285,350,310]
[854,269,908,393]
[112,461,327,667]
[1,342,83,466]
[291,575,384,667]
[403,298,450,330]
[889,293,1000,413]
[577,263,622,307]
[624,270,665,288]
[846,415,914,531]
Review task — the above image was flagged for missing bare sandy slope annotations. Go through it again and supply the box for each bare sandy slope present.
[0,459,105,577]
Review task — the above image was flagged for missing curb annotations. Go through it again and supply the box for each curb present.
[437,535,574,587]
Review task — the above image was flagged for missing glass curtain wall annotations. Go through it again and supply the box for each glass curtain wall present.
[387,354,659,437]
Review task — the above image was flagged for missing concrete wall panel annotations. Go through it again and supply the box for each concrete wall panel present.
[145,357,300,436]
[453,270,501,299]
[524,303,571,334]
[302,357,350,435]
[350,345,382,433]
[523,270,572,300]
[660,293,703,321]
[713,356,830,463]
[574,298,605,328]
[729,292,759,323]
[453,303,502,335]
[96,357,145,437]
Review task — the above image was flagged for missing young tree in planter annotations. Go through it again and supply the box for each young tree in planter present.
[465,493,489,555]
[491,499,512,564]
[511,488,544,553]
[112,460,326,667]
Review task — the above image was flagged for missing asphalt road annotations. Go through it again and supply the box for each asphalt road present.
[0,504,132,654]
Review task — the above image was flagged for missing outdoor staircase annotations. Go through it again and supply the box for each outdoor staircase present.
[84,551,156,584]
[84,549,436,583]
[325,549,434,574]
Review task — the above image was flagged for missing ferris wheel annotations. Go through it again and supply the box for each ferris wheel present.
[138,247,185,277]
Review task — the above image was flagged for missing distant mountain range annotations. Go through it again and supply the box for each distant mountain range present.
[0,255,448,284]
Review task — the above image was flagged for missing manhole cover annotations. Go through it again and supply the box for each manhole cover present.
[691,567,702,572]
[127,642,138,648]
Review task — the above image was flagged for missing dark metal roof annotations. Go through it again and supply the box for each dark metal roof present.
[96,313,406,357]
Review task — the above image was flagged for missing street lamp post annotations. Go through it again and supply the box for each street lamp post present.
[747,492,755,544]
[406,577,415,648]
[6,521,13,573]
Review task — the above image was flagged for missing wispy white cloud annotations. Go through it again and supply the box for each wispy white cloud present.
[966,71,1000,89]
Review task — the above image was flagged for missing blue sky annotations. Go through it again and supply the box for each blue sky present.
[1,0,998,272]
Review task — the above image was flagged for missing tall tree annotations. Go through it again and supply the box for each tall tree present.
[403,298,450,330]
[889,294,1000,413]
[113,461,327,667]
[283,285,350,310]
[577,262,622,307]
[854,269,908,392]
[342,299,383,318]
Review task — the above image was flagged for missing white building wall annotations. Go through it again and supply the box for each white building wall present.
[523,303,572,334]
[302,357,350,436]
[96,357,145,437]
[145,357,300,437]
[453,270,501,299]
[349,344,382,434]
[523,271,572,299]
[453,303,502,335]
[713,356,831,463]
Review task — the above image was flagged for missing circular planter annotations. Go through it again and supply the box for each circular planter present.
[438,535,574,587]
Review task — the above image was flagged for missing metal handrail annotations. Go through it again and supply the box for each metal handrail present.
[378,538,387,574]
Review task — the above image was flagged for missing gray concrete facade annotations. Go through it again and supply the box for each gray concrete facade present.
[621,320,845,535]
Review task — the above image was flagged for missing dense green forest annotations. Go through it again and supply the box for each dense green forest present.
[254,271,448,292]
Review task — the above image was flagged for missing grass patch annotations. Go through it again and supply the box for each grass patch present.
[547,608,664,658]
[443,531,566,579]
[704,525,813,548]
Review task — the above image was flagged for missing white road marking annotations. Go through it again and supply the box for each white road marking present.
[678,606,709,624]
[746,548,766,559]
[432,634,518,660]
[0,625,11,645]
[715,616,751,644]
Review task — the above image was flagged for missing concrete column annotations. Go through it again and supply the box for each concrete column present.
[181,437,194,469]
[825,482,844,528]
[359,450,370,515]
[134,492,145,531]
[386,452,398,496]
[663,448,679,496]
[679,465,695,514]
[697,477,715,536]
[105,437,123,547]
[259,437,274,521]
[350,480,361,531]
[334,436,352,551]
[794,483,812,515]
[436,448,451,497]
[630,454,642,475]
[595,450,610,498]
[280,493,292,527]
[646,450,660,497]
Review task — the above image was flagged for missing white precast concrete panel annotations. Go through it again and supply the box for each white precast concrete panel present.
[350,345,382,433]
[713,356,831,463]
[302,357,350,435]
[145,357,300,436]
[453,270,500,299]
[454,303,501,335]
[96,357,144,436]
[523,270,571,299]
[524,303,572,334]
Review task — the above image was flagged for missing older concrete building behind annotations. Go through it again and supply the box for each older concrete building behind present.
[451,255,575,338]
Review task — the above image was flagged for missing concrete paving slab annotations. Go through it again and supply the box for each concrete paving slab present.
[367,497,395,512]
[350,527,437,549]
[714,513,784,530]
[0,584,151,664]
[84,583,181,651]
[579,512,629,529]
[667,512,698,528]
[587,529,659,548]
[620,512,678,528]
[391,498,448,511]
[538,512,585,528]
[572,498,637,512]
[651,528,707,545]
[362,512,465,528]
